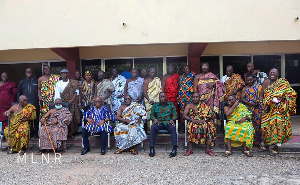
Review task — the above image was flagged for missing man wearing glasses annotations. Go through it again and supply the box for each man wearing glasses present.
[81,97,115,155]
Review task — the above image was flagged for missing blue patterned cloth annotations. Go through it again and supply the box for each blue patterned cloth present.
[83,106,115,134]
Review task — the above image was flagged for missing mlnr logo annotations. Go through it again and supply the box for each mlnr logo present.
[17,153,62,164]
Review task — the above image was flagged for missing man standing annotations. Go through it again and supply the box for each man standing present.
[54,69,80,137]
[95,70,115,108]
[17,68,39,138]
[38,65,60,118]
[3,95,36,155]
[0,72,17,130]
[125,68,144,103]
[179,65,196,122]
[75,70,84,83]
[260,68,297,156]
[223,65,245,100]
[143,67,162,130]
[114,95,147,155]
[244,62,268,84]
[193,63,225,125]
[161,64,179,115]
[81,97,115,155]
[120,61,133,79]
[241,73,265,151]
[110,68,126,115]
[182,92,217,156]
[149,92,178,158]
[79,71,95,112]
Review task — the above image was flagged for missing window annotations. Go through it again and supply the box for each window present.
[223,56,251,79]
[285,54,300,84]
[50,61,66,75]
[253,55,281,77]
[81,59,102,81]
[166,56,187,75]
[134,57,163,78]
[200,56,220,78]
[105,58,133,78]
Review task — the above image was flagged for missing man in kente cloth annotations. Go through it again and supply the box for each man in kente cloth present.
[3,95,36,155]
[223,65,245,100]
[260,68,297,156]
[125,68,144,103]
[54,69,80,137]
[143,67,162,132]
[38,65,60,118]
[193,63,225,125]
[244,62,268,85]
[0,72,17,130]
[161,64,179,116]
[114,95,147,155]
[182,92,217,156]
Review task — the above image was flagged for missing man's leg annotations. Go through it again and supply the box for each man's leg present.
[149,123,164,148]
[82,127,90,150]
[100,131,106,151]
[164,124,178,148]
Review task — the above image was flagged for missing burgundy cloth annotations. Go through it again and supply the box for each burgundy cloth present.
[0,80,17,130]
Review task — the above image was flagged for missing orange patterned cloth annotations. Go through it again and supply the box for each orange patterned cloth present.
[224,73,245,100]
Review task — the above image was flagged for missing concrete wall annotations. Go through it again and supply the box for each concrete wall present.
[1,0,299,50]
[0,49,62,62]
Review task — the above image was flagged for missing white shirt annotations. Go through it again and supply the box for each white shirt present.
[221,75,229,83]
[54,79,69,100]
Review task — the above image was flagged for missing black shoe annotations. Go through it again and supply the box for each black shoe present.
[101,150,106,155]
[81,148,90,155]
[169,149,177,158]
[149,148,155,157]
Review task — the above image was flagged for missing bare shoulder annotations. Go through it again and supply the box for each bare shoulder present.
[38,75,47,82]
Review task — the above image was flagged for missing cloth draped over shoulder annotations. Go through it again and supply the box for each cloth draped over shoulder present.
[187,102,216,147]
[39,107,72,150]
[114,102,147,150]
[40,74,60,118]
[144,77,162,122]
[4,104,36,152]
[261,78,297,145]
[179,72,196,117]
[225,103,254,149]
[60,79,80,136]
[127,77,144,102]
[111,75,127,115]
[80,80,95,107]
[197,72,225,117]
[224,73,245,100]
[83,106,115,134]
[165,73,179,102]
[97,79,115,105]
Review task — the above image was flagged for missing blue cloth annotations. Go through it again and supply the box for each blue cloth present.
[120,71,132,79]
[83,106,115,134]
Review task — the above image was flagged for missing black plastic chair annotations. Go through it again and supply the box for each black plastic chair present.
[220,101,228,134]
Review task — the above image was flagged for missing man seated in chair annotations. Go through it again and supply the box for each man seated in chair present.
[182,92,217,156]
[81,96,114,155]
[38,98,72,154]
[114,95,147,155]
[149,92,178,158]
[3,95,36,155]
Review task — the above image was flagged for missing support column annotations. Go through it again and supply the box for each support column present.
[188,43,208,74]
[51,47,80,78]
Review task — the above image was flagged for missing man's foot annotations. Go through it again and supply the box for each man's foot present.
[258,145,267,152]
[205,150,218,156]
[130,149,138,155]
[18,150,25,156]
[149,148,155,157]
[101,149,106,155]
[224,151,232,157]
[8,149,14,154]
[81,148,90,155]
[182,150,193,156]
[169,149,177,158]
[114,149,123,154]
[269,149,279,156]
[242,150,253,157]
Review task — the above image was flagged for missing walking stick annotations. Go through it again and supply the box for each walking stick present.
[6,115,11,154]
[43,121,56,154]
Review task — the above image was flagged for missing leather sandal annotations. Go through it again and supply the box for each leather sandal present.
[258,145,267,152]
[205,150,217,156]
[242,150,253,157]
[269,149,279,156]
[114,149,123,154]
[182,150,193,156]
[130,149,138,155]
[224,151,232,157]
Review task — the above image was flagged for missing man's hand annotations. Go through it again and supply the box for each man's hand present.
[153,119,159,125]
[197,120,205,125]
[250,102,258,107]
[259,103,265,110]
[38,96,42,101]
[236,117,247,124]
[62,119,69,124]
[233,88,238,95]
[68,100,73,104]
[168,120,175,126]
[149,99,154,105]
[3,111,10,117]
[233,100,239,107]
[86,118,94,125]
[97,120,105,126]
[117,94,123,99]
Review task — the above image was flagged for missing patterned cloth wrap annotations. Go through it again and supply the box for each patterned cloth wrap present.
[187,102,216,147]
[144,77,162,123]
[165,73,179,114]
[224,73,245,100]
[225,103,254,149]
[80,80,95,107]
[114,102,147,150]
[111,75,126,115]
[179,72,196,119]
[83,106,115,134]
[4,104,36,152]
[97,79,115,105]
[39,107,72,150]
[261,78,297,146]
[127,77,144,102]
[40,74,60,117]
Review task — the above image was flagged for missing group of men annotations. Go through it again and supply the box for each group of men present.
[0,60,297,157]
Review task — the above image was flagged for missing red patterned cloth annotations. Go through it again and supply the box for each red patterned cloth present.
[165,73,179,114]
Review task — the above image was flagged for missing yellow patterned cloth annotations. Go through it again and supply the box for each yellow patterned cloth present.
[144,77,162,123]
[261,78,297,146]
[225,103,254,149]
[4,104,36,152]
[224,73,245,100]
